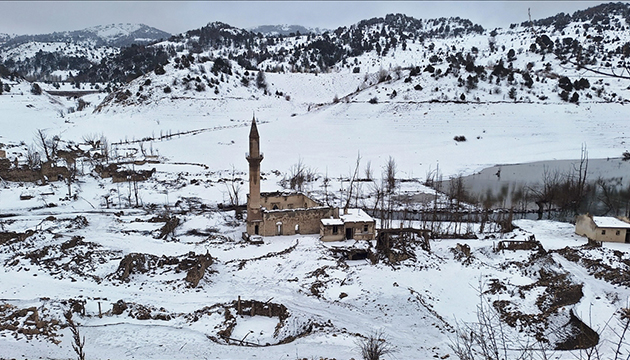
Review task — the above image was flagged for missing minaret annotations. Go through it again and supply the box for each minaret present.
[246,115,264,235]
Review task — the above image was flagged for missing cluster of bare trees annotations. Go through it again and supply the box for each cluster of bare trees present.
[528,145,589,218]
[280,158,318,192]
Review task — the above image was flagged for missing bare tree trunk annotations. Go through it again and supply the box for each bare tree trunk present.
[344,152,361,213]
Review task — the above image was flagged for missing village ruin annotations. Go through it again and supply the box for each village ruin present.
[245,116,375,241]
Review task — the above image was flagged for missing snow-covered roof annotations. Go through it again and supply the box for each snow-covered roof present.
[321,209,374,226]
[592,216,630,229]
[340,208,374,223]
[321,218,344,226]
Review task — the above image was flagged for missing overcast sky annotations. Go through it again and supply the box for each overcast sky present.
[0,1,616,36]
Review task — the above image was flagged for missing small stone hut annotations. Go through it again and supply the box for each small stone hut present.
[320,208,376,242]
[575,214,630,243]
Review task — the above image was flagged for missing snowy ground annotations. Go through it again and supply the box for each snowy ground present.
[1,67,630,359]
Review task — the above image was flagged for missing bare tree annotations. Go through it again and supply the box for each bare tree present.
[323,167,332,206]
[64,311,86,360]
[450,282,543,360]
[100,135,109,163]
[225,165,243,218]
[344,151,361,212]
[36,129,52,162]
[81,133,100,148]
[26,144,41,170]
[448,174,467,235]
[365,160,373,181]
[570,144,589,214]
[384,156,397,194]
[597,178,620,216]
[283,158,317,193]
[612,308,630,360]
[530,166,560,218]
[370,178,385,220]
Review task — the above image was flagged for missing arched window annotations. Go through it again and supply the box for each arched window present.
[254,225,259,235]
[276,222,283,235]
[295,224,300,234]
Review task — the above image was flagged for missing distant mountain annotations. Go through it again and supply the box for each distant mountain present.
[0,24,171,81]
[249,24,328,36]
[3,23,171,48]
[0,33,14,47]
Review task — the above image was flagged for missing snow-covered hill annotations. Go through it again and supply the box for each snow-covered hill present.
[0,23,170,81]
[86,3,629,116]
[84,23,170,46]
[2,23,170,48]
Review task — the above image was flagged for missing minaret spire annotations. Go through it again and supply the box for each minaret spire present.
[246,114,263,235]
[249,112,259,140]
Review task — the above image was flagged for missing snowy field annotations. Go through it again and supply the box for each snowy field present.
[1,51,630,359]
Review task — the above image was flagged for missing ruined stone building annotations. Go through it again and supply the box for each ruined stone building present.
[245,116,375,241]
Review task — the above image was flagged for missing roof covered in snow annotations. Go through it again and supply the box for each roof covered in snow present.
[339,208,374,223]
[321,218,344,226]
[592,216,630,229]
[321,209,374,226]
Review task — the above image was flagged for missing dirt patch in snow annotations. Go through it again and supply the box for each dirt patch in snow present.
[555,246,630,287]
[109,251,213,287]
[227,240,299,270]
[0,302,61,344]
[4,232,120,283]
[491,249,595,349]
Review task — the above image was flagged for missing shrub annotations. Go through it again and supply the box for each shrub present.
[369,96,378,104]
[623,151,630,161]
[356,331,394,360]
[211,57,232,75]
[454,136,467,142]
[163,86,171,93]
[255,71,267,89]
[522,72,533,88]
[507,48,516,61]
[154,65,165,76]
[508,87,517,100]
[573,78,590,91]
[558,76,573,92]
[31,83,42,95]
